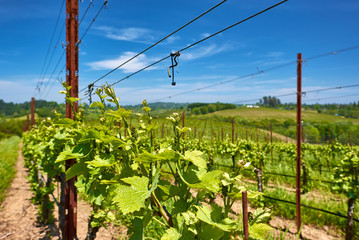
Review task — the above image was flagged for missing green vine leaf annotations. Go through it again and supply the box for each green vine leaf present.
[65,162,87,180]
[86,154,114,167]
[198,223,224,240]
[55,148,83,163]
[183,150,207,169]
[113,176,151,214]
[196,205,238,232]
[249,223,273,240]
[161,228,181,240]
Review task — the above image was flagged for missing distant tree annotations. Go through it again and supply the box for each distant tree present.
[192,108,201,115]
[258,96,281,108]
[207,104,216,113]
[304,125,321,143]
[199,106,209,114]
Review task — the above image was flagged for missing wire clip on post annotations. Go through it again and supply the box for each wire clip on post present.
[86,83,94,105]
[168,51,180,86]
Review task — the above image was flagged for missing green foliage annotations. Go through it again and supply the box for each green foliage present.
[333,150,359,199]
[22,85,272,239]
[188,102,237,115]
[0,118,25,139]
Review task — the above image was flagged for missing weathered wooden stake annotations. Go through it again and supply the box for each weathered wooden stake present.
[242,191,249,240]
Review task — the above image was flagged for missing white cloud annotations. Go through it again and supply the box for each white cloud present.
[180,44,231,61]
[86,52,158,73]
[95,25,182,45]
[96,26,159,44]
[0,80,16,86]
[201,33,211,38]
[265,51,284,58]
[165,36,180,44]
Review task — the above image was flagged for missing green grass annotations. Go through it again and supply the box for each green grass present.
[206,107,359,124]
[0,136,20,203]
[0,113,39,121]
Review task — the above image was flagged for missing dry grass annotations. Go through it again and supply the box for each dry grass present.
[207,107,359,124]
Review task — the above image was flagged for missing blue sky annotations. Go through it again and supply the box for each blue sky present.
[0,0,358,105]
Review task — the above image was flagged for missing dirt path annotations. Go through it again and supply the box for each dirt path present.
[0,145,56,239]
[0,146,121,240]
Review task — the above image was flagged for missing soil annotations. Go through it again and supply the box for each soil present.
[0,145,345,240]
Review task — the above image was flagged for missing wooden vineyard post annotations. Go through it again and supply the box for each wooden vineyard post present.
[296,53,302,234]
[194,126,197,139]
[64,0,79,239]
[242,191,249,240]
[31,97,35,127]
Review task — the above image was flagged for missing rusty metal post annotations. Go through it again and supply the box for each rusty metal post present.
[31,97,35,127]
[242,191,249,240]
[296,53,302,233]
[65,0,78,239]
[23,114,30,132]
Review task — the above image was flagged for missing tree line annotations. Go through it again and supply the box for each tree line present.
[188,102,237,115]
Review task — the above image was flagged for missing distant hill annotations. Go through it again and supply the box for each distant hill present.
[0,99,65,118]
[200,106,359,145]
[206,107,359,124]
